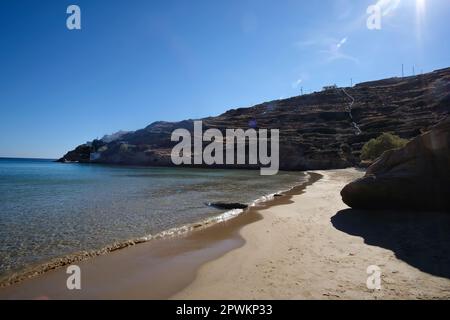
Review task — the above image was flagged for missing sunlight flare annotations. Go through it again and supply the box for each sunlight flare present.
[416,0,426,20]
[415,0,427,41]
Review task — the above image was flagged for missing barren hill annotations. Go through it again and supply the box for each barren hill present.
[59,67,450,170]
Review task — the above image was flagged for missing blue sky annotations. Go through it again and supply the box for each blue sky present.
[0,0,449,158]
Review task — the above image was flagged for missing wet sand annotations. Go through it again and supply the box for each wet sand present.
[174,169,450,300]
[0,172,320,299]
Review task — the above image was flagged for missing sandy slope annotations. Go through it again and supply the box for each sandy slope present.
[173,169,450,300]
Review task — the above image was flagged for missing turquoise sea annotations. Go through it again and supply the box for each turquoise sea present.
[0,158,308,278]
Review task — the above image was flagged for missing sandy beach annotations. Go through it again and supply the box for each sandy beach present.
[174,169,450,300]
[1,168,449,300]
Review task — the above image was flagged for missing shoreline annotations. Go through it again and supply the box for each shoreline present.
[174,169,450,300]
[0,172,321,299]
[3,168,449,299]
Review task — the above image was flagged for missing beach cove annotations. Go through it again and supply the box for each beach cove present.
[1,168,449,299]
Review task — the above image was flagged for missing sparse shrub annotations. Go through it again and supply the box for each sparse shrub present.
[361,133,408,161]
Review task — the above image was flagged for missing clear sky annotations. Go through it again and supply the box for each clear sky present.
[0,0,449,158]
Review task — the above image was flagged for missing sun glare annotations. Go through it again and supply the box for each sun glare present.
[415,0,426,40]
[416,0,426,16]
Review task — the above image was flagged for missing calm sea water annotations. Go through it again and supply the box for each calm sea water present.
[0,158,307,277]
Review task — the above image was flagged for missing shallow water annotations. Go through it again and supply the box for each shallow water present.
[0,158,307,277]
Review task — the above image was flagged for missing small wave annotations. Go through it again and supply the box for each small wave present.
[0,172,313,288]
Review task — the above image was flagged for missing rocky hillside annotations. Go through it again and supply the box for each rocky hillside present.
[58,67,450,171]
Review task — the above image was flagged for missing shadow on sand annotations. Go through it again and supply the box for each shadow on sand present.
[331,209,450,279]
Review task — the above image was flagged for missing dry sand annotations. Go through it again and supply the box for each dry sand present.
[174,169,450,300]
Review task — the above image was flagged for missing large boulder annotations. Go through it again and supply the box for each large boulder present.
[341,117,450,211]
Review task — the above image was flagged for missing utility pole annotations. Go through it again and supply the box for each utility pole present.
[301,87,303,95]
[413,65,415,76]
[402,64,404,78]
[350,78,353,87]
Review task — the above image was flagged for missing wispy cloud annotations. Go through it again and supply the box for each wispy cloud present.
[376,0,402,16]
[336,37,347,48]
[322,49,359,64]
[294,37,336,49]
[293,1,407,66]
[291,78,303,89]
[319,37,359,63]
[297,36,358,64]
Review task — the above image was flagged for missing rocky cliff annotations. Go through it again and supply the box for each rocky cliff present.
[58,67,450,170]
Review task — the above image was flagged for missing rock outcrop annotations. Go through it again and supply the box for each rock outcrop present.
[341,118,450,211]
[206,202,249,210]
[58,144,91,163]
[58,67,450,171]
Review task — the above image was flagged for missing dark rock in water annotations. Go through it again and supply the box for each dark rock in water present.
[58,68,450,170]
[341,117,450,211]
[207,202,249,210]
